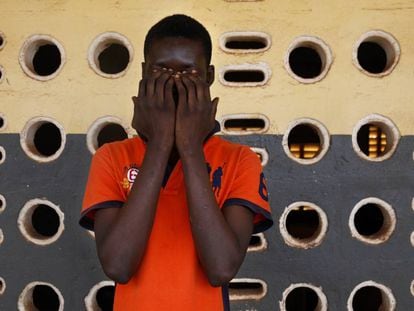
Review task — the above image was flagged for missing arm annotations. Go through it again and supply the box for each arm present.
[93,69,175,284]
[175,73,255,286]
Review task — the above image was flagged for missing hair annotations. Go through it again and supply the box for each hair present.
[144,14,212,65]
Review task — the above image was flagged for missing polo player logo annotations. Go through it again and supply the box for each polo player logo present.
[212,166,223,195]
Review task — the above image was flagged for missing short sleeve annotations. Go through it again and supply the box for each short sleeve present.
[79,144,125,231]
[222,147,273,233]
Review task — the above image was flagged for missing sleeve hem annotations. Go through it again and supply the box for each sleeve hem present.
[79,200,124,231]
[222,198,273,234]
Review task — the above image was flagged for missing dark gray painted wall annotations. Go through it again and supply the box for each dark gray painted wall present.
[0,134,413,310]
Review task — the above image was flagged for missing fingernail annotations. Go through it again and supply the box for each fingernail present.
[191,69,197,74]
[152,69,158,73]
[167,68,173,72]
[162,67,167,71]
[182,70,187,74]
[174,74,180,78]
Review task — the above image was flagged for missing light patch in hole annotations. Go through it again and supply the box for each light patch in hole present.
[220,113,269,135]
[347,281,395,311]
[282,118,330,165]
[353,30,400,77]
[349,197,396,245]
[219,62,271,87]
[352,114,400,162]
[0,229,3,245]
[17,198,65,246]
[229,278,267,301]
[279,283,327,311]
[219,31,271,53]
[280,201,328,249]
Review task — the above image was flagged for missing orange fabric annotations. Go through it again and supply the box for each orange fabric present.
[80,135,273,311]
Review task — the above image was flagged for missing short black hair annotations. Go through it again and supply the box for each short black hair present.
[144,14,212,65]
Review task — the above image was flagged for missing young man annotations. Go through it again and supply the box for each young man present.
[80,14,273,310]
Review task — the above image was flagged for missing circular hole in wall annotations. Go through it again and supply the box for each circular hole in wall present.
[280,283,327,311]
[410,280,414,297]
[285,36,332,83]
[347,281,395,311]
[282,118,330,164]
[18,282,64,311]
[19,34,65,81]
[0,66,4,83]
[85,281,115,311]
[88,32,133,78]
[0,32,6,50]
[20,117,66,162]
[0,194,6,213]
[349,198,396,245]
[353,30,400,77]
[87,116,130,154]
[0,146,5,164]
[18,198,64,246]
[0,277,5,295]
[352,114,400,161]
[410,232,414,247]
[0,113,6,131]
[280,202,328,249]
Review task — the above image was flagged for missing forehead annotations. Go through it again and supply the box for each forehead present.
[146,37,207,67]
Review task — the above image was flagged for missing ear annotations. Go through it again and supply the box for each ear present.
[207,65,215,86]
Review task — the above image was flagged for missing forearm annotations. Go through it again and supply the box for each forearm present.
[181,144,243,286]
[97,141,170,282]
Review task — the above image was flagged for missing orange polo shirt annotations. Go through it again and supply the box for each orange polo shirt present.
[80,134,273,311]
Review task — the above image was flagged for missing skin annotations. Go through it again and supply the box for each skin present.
[93,37,255,286]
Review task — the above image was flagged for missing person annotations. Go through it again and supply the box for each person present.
[79,14,273,311]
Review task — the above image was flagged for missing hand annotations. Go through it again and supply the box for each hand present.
[174,71,219,154]
[131,69,176,148]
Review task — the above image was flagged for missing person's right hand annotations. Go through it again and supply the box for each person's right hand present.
[131,68,176,148]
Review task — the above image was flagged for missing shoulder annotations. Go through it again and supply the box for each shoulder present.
[206,136,258,163]
[94,136,144,159]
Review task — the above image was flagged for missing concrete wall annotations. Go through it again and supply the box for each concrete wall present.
[0,0,413,310]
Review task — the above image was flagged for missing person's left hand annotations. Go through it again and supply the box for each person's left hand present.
[174,71,219,155]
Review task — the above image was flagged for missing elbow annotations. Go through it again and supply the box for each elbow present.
[102,264,133,284]
[99,253,138,284]
[102,265,132,284]
[206,267,238,287]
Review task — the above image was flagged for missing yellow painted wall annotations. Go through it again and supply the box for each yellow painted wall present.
[1,0,413,134]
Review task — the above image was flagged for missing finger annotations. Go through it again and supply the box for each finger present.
[187,73,206,101]
[181,75,197,106]
[154,72,171,104]
[138,79,146,97]
[174,75,187,108]
[146,69,163,97]
[164,76,175,108]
